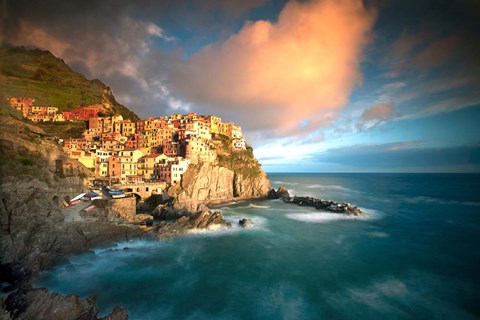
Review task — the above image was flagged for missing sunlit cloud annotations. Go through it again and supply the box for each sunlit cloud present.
[171,0,376,135]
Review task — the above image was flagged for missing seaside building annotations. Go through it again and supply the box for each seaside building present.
[138,153,168,180]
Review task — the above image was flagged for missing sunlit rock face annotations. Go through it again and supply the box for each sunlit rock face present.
[169,162,271,213]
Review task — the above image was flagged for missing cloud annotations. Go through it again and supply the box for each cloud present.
[308,142,480,172]
[355,103,396,131]
[170,0,376,135]
[361,103,394,121]
[1,0,266,118]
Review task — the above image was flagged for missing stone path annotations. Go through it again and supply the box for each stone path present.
[63,201,89,222]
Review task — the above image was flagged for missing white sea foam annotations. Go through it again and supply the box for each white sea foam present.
[285,212,353,223]
[306,184,357,193]
[185,215,269,237]
[92,239,165,255]
[285,208,381,223]
[248,203,271,209]
[225,215,269,230]
[273,180,298,186]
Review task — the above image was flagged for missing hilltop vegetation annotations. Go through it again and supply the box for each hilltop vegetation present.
[0,46,138,121]
[213,134,262,177]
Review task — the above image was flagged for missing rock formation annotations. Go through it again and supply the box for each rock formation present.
[239,218,254,228]
[5,286,128,320]
[268,186,290,200]
[0,118,145,319]
[169,162,270,212]
[270,186,364,216]
[152,210,231,238]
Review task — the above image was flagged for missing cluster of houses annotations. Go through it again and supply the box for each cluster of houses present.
[8,97,247,186]
[8,97,106,122]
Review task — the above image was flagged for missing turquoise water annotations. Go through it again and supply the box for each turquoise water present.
[36,173,480,319]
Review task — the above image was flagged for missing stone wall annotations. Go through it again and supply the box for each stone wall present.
[109,197,151,224]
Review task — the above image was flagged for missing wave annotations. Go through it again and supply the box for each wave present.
[225,215,269,230]
[185,215,270,238]
[92,239,166,255]
[248,203,271,209]
[285,208,381,224]
[273,180,298,186]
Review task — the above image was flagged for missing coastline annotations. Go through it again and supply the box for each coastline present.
[0,177,266,319]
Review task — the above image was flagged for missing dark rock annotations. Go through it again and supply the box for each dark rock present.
[153,204,188,220]
[276,193,363,216]
[239,218,254,228]
[267,189,278,199]
[151,210,230,238]
[145,219,154,227]
[5,287,128,320]
[276,186,291,201]
[100,306,129,320]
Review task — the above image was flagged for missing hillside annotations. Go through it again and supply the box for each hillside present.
[0,46,138,121]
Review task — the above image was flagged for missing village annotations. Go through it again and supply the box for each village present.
[8,97,247,193]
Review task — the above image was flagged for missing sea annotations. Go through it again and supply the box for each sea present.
[35,173,480,319]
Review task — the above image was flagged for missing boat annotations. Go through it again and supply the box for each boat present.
[103,186,126,199]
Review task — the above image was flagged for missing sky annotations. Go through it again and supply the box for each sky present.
[2,0,480,172]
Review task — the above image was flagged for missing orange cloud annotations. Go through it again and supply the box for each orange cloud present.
[361,103,394,121]
[171,0,376,134]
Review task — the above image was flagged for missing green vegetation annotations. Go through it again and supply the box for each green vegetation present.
[36,121,87,139]
[0,144,45,177]
[0,46,138,121]
[214,135,262,178]
[0,104,28,122]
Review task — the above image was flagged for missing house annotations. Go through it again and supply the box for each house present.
[63,105,106,121]
[119,120,136,137]
[182,136,215,163]
[138,153,169,179]
[233,138,246,150]
[206,115,222,134]
[171,158,190,184]
[9,97,35,108]
[31,106,58,114]
[219,122,233,138]
[152,157,189,184]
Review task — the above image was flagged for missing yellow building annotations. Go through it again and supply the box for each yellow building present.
[120,120,136,137]
[138,153,169,179]
[206,115,222,134]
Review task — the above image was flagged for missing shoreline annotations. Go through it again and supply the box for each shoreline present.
[1,183,363,319]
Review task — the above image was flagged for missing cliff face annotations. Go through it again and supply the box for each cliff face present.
[169,162,271,212]
[0,118,143,281]
[0,176,142,281]
[233,171,271,199]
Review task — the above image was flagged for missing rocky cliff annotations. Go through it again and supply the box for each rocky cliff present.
[169,162,271,212]
[0,116,144,319]
[167,134,271,212]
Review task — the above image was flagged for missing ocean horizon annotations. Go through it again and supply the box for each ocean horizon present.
[36,172,480,319]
